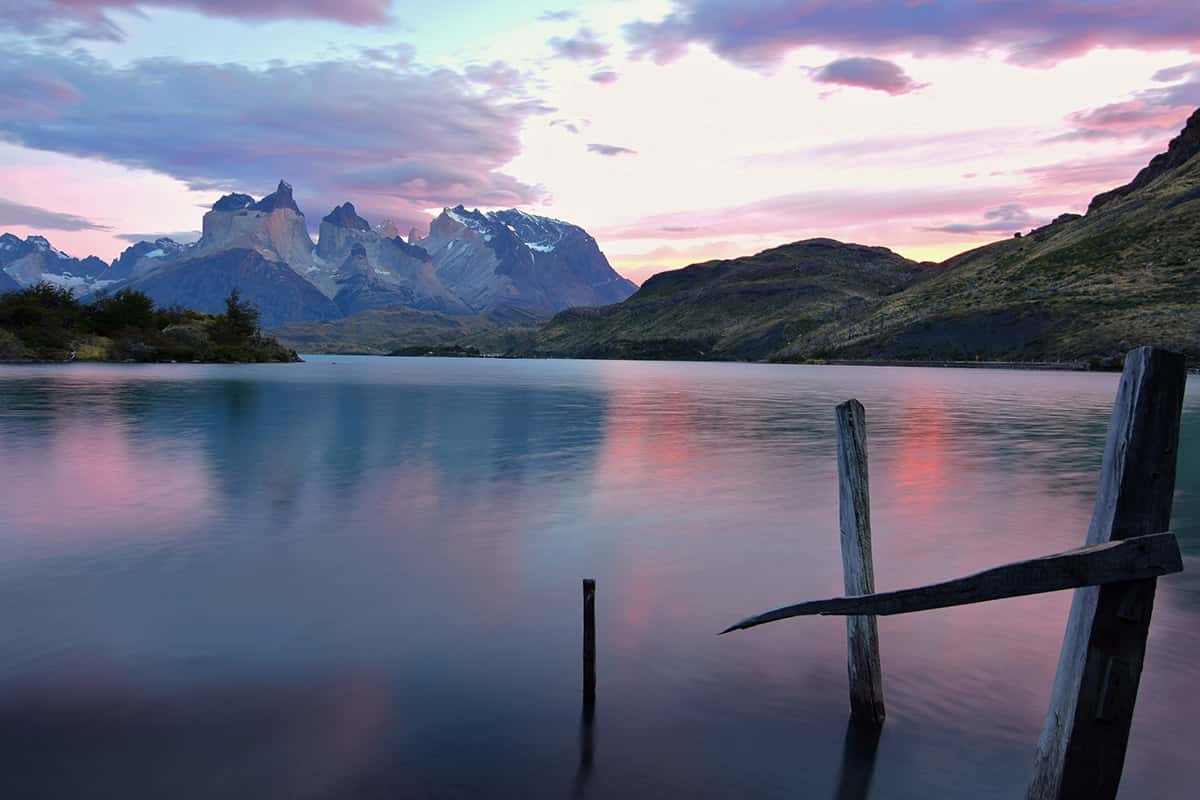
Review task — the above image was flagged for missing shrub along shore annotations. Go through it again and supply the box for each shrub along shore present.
[0,284,299,363]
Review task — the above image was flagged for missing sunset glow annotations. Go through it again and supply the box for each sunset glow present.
[1,2,1198,281]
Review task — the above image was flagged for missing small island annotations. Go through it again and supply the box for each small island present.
[0,284,299,363]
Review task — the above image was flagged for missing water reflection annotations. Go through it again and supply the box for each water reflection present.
[0,358,1195,799]
[834,721,881,800]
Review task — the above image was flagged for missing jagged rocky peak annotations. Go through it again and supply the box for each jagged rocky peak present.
[324,202,371,231]
[1089,106,1200,212]
[252,180,302,214]
[430,205,490,237]
[375,220,401,239]
[407,226,422,244]
[212,193,255,212]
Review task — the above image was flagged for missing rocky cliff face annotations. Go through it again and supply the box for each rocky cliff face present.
[108,237,187,282]
[194,180,315,270]
[1088,107,1200,212]
[312,202,469,313]
[417,206,636,312]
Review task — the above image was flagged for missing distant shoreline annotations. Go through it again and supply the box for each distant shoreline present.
[304,351,1123,372]
[818,358,1091,371]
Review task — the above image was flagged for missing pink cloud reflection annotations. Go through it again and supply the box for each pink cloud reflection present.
[0,417,215,550]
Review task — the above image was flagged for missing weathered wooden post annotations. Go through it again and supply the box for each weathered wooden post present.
[583,578,596,706]
[835,399,886,729]
[1027,347,1187,800]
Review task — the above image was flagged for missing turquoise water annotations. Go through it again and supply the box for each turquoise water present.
[0,357,1196,798]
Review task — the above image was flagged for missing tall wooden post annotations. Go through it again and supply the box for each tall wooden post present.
[583,578,596,706]
[835,399,886,729]
[1028,347,1186,800]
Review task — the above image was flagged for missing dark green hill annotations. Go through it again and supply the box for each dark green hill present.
[530,239,931,360]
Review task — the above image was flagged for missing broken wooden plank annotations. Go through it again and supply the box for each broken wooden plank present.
[836,399,885,728]
[719,532,1181,634]
[1027,346,1187,800]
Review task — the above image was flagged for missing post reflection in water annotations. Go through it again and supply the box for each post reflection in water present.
[575,694,596,798]
[0,358,1195,799]
[834,720,882,800]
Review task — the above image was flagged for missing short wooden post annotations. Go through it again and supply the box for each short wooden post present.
[835,399,885,729]
[1028,347,1187,800]
[583,578,596,705]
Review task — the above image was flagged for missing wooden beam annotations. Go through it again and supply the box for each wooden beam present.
[1028,347,1187,800]
[719,532,1181,633]
[836,399,885,728]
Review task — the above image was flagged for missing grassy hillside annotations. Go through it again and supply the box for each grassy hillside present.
[271,305,550,355]
[792,142,1200,365]
[528,111,1200,366]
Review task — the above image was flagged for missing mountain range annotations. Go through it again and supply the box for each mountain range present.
[0,183,637,328]
[6,108,1200,364]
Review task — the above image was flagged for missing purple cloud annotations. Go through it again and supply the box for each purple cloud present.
[626,1,1200,70]
[0,48,545,232]
[539,9,576,22]
[812,57,926,95]
[1,0,392,42]
[0,197,110,231]
[922,204,1039,234]
[587,143,637,156]
[589,69,619,85]
[549,27,610,61]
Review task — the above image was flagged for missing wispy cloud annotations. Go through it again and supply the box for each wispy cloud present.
[1054,63,1200,141]
[588,143,637,156]
[115,230,201,243]
[464,60,525,96]
[921,203,1038,234]
[0,197,110,231]
[549,27,610,61]
[589,69,619,85]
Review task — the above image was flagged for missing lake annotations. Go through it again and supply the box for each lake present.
[0,356,1196,799]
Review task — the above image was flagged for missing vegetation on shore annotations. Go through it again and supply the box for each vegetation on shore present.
[0,284,299,363]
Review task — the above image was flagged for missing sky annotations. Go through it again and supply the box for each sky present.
[1,2,1198,284]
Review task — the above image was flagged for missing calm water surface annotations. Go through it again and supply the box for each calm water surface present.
[0,357,1197,799]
